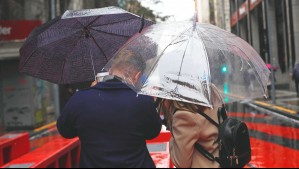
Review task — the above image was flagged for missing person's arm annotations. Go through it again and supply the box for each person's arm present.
[169,110,201,168]
[56,94,80,139]
[143,97,162,140]
[90,80,98,87]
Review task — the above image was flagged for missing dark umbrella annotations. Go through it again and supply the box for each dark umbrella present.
[19,6,153,84]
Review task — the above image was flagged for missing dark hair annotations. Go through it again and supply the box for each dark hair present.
[110,49,146,77]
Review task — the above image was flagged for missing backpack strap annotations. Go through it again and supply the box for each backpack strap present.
[194,143,220,164]
[194,105,228,165]
[196,109,219,128]
[219,104,228,120]
[195,110,219,164]
[171,106,226,165]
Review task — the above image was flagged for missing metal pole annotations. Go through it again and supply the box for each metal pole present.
[222,0,226,29]
[246,0,252,44]
[287,0,296,71]
[265,0,276,103]
[235,0,240,36]
[50,0,61,116]
[50,0,56,19]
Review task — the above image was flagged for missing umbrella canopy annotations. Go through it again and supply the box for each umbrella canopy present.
[104,22,270,107]
[19,6,153,84]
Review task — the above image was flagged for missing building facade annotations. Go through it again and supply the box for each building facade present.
[195,0,231,31]
[229,0,299,90]
[0,0,119,133]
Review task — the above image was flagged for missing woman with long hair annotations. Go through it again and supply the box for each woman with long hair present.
[157,85,224,168]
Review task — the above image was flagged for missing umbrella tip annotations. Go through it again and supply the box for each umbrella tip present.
[139,14,145,33]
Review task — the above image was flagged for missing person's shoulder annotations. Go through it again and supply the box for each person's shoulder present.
[172,110,199,126]
[173,110,197,119]
[68,89,92,100]
[136,94,155,103]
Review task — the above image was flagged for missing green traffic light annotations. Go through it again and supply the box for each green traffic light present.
[221,64,228,73]
[224,82,229,94]
[223,82,229,102]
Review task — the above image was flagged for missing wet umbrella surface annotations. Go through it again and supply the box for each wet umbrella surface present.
[104,22,270,107]
[19,6,153,84]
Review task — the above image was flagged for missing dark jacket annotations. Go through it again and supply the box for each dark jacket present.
[57,80,162,168]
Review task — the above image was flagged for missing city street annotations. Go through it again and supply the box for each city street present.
[231,102,299,168]
[1,0,299,168]
[25,98,299,168]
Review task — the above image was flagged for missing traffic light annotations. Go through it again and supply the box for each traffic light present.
[224,82,229,94]
[221,64,228,74]
[223,82,230,102]
[221,64,230,102]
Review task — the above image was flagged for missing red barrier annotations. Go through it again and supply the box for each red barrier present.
[147,130,174,168]
[0,133,30,166]
[2,136,80,168]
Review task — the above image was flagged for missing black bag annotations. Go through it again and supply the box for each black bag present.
[195,106,251,168]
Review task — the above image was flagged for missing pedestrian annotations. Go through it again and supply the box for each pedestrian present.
[267,77,272,99]
[267,64,278,99]
[57,49,162,168]
[156,85,224,168]
[244,68,255,92]
[292,62,299,97]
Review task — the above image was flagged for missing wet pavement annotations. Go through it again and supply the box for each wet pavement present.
[232,102,299,168]
[251,90,299,122]
[26,93,299,168]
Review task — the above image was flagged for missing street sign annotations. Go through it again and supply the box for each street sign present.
[0,20,42,41]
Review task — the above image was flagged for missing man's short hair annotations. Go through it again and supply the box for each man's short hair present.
[111,49,146,77]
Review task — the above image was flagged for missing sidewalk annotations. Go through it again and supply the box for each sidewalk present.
[251,90,299,120]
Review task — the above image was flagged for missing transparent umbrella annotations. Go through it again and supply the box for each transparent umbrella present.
[104,22,271,107]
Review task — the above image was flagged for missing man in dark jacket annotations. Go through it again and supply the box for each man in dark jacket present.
[57,50,162,168]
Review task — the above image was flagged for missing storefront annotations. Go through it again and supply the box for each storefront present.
[0,20,57,132]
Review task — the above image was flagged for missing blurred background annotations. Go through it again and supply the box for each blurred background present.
[0,0,298,135]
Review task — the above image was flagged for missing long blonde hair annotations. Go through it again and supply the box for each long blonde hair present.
[160,99,207,131]
[160,85,223,130]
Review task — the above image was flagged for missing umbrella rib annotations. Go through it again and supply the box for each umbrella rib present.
[145,27,194,83]
[90,17,138,27]
[56,30,86,84]
[86,15,102,27]
[59,30,87,83]
[87,17,142,38]
[197,27,267,96]
[228,38,268,92]
[88,32,109,62]
[175,39,191,92]
[230,43,268,93]
[89,27,131,38]
[194,28,212,102]
[80,17,148,61]
[20,19,76,70]
[59,60,66,83]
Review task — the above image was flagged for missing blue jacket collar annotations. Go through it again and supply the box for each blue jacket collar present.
[92,81,130,90]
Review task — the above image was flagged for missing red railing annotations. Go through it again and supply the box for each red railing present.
[147,130,174,168]
[1,130,173,168]
[0,132,30,166]
[2,136,80,168]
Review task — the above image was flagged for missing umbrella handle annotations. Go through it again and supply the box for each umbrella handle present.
[139,14,145,33]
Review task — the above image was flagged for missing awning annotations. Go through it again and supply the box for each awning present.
[0,41,23,60]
